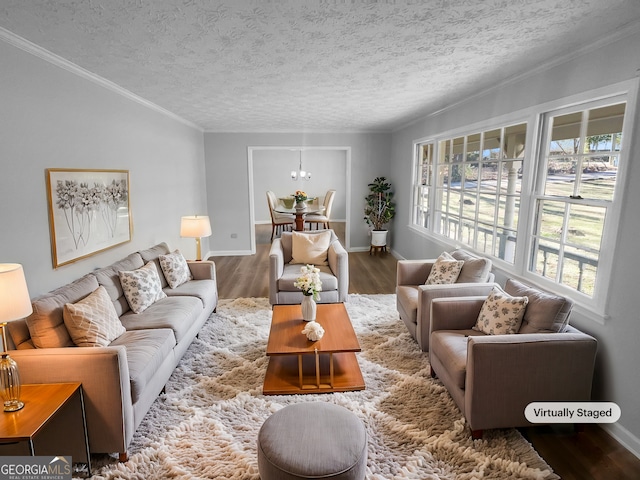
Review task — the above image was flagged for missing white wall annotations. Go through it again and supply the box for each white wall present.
[204,132,391,254]
[252,148,347,223]
[0,40,208,297]
[390,29,640,456]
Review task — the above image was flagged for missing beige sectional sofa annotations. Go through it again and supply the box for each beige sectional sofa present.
[6,243,218,460]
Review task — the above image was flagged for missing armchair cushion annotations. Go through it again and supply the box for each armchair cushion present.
[451,249,493,283]
[290,230,331,265]
[425,252,464,285]
[505,278,573,333]
[473,286,528,335]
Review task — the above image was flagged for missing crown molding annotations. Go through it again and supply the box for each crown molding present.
[0,27,203,132]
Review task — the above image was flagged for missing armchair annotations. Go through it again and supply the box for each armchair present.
[269,230,348,305]
[429,279,597,439]
[396,249,495,351]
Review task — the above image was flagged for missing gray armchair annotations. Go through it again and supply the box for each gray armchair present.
[429,278,597,439]
[396,249,495,351]
[269,230,348,305]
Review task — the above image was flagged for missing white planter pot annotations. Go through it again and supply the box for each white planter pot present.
[371,230,388,247]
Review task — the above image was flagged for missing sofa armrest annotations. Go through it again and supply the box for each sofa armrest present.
[464,331,598,431]
[269,239,285,305]
[430,296,487,332]
[328,240,349,302]
[187,260,217,282]
[396,259,435,286]
[11,346,133,455]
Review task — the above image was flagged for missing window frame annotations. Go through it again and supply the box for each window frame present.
[409,79,638,321]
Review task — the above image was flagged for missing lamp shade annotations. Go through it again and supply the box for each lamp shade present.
[0,264,32,323]
[180,216,212,238]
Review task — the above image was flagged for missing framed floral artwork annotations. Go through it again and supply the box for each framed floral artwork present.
[46,168,132,268]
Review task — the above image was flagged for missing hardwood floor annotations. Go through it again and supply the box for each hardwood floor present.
[209,223,640,480]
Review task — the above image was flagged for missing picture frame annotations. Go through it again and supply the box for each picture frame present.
[46,168,132,268]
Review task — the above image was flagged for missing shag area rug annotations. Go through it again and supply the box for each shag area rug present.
[86,295,558,479]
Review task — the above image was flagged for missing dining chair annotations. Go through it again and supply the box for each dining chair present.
[267,191,294,241]
[306,190,336,230]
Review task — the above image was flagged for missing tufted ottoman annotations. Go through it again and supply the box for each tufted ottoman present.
[257,402,368,480]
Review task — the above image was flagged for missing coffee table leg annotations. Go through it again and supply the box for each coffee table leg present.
[315,348,320,388]
[330,352,334,388]
[298,355,303,389]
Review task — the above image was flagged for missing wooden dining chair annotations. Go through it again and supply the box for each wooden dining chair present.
[266,191,294,241]
[306,190,336,230]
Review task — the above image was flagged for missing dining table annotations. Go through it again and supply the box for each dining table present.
[274,204,325,231]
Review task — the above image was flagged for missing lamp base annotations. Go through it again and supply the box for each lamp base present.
[3,399,24,412]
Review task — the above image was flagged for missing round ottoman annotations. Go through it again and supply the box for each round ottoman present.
[257,402,368,480]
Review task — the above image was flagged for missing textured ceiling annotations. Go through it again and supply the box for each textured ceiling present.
[1,1,640,132]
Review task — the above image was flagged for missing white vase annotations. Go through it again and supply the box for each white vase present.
[295,201,307,212]
[301,295,317,321]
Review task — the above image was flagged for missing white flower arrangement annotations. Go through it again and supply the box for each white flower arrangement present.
[294,264,322,301]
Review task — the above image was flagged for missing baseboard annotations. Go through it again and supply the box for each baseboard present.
[205,249,254,258]
[602,423,640,460]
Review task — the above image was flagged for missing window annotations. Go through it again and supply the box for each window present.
[414,123,527,263]
[411,85,634,312]
[530,100,626,298]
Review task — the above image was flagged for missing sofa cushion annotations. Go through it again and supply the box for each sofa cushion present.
[109,328,176,403]
[26,274,99,349]
[425,252,464,285]
[277,265,338,292]
[159,250,193,289]
[138,242,171,288]
[94,253,144,316]
[473,286,528,335]
[63,286,126,347]
[118,261,167,314]
[119,296,203,344]
[450,249,492,283]
[164,279,217,313]
[505,278,574,334]
[430,330,483,389]
[290,230,331,266]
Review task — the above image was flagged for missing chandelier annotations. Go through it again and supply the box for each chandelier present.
[291,150,311,181]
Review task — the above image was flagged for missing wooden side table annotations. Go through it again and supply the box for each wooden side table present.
[0,383,91,475]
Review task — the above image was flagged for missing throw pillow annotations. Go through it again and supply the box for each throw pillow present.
[63,286,126,347]
[118,261,167,314]
[473,286,529,335]
[290,230,332,265]
[159,250,193,289]
[425,252,464,285]
[450,249,492,283]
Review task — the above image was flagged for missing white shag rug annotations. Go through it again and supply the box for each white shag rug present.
[85,295,558,480]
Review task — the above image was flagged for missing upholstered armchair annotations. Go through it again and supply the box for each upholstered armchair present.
[269,230,348,305]
[429,278,598,439]
[396,249,495,351]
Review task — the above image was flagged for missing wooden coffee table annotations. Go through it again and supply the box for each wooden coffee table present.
[263,303,365,395]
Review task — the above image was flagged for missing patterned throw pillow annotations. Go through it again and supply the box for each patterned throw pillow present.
[63,286,126,347]
[425,252,465,285]
[118,261,167,314]
[473,286,529,335]
[159,250,193,289]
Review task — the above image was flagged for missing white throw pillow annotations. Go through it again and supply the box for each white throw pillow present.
[63,285,125,347]
[425,252,464,285]
[118,261,167,314]
[473,286,529,335]
[290,230,332,265]
[159,249,193,289]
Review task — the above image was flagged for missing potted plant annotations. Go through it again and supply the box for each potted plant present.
[364,176,395,248]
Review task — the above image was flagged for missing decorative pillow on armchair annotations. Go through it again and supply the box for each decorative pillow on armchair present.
[290,230,331,266]
[159,250,193,288]
[425,252,464,285]
[118,261,167,314]
[473,286,528,335]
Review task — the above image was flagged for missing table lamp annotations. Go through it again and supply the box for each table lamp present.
[180,215,212,261]
[0,264,33,412]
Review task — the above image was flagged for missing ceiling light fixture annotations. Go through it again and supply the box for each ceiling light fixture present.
[291,150,311,181]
